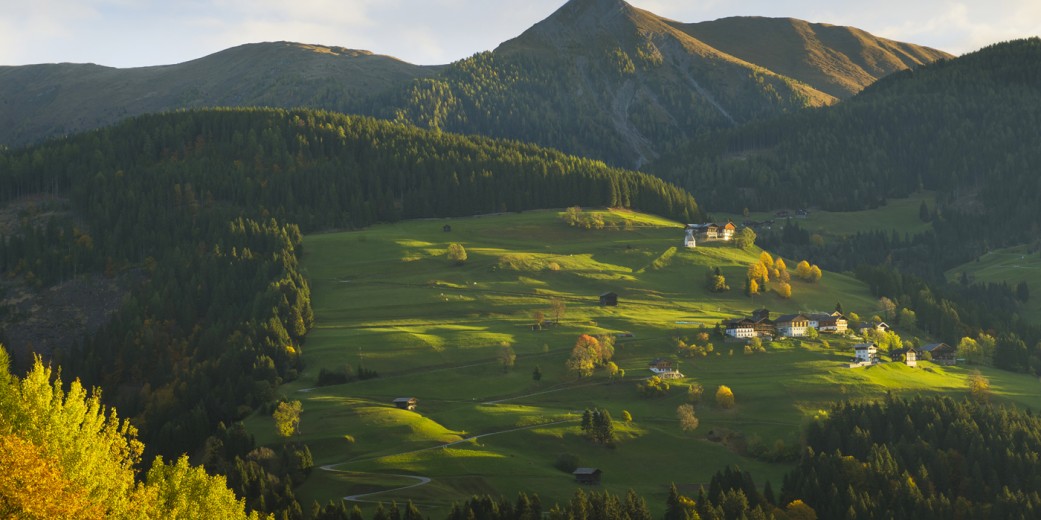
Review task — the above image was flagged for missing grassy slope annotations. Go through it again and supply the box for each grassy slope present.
[676,17,953,99]
[946,244,1041,321]
[251,208,1040,515]
[713,191,936,241]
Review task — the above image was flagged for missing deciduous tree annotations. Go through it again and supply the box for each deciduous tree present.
[967,371,990,402]
[715,385,735,409]
[273,401,303,440]
[499,343,516,373]
[676,404,699,432]
[446,243,468,265]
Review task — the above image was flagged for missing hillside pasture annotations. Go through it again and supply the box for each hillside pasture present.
[946,244,1041,322]
[262,209,1041,515]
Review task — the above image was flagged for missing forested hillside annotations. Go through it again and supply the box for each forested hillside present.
[653,39,1041,380]
[0,108,700,517]
[654,38,1041,219]
[382,0,946,168]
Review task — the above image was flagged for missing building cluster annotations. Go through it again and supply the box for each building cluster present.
[850,342,956,368]
[724,309,847,339]
[683,221,736,248]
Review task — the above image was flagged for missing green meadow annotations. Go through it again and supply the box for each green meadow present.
[251,208,1041,515]
[713,191,936,240]
[946,244,1041,322]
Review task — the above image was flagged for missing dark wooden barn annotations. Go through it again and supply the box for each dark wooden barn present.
[573,467,602,485]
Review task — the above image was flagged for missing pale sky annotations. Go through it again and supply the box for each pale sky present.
[1,0,1039,68]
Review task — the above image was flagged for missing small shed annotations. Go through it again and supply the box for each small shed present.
[599,292,618,307]
[443,224,452,232]
[393,397,417,411]
[573,467,602,485]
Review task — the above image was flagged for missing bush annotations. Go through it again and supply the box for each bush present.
[554,453,580,473]
[315,364,376,386]
[637,376,671,398]
[715,385,736,409]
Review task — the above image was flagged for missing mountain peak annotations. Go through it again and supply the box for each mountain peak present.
[497,0,655,55]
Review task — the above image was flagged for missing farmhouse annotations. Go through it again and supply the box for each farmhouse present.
[921,343,957,365]
[725,318,756,339]
[599,292,618,307]
[893,347,920,367]
[859,321,891,335]
[573,467,602,485]
[685,221,737,242]
[648,358,684,378]
[393,397,417,411]
[808,312,848,333]
[775,314,809,337]
[853,343,879,364]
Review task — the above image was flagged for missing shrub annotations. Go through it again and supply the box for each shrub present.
[554,453,580,473]
[637,376,671,398]
[715,385,735,409]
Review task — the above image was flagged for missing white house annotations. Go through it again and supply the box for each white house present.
[807,313,848,334]
[683,229,696,248]
[901,348,918,368]
[725,319,756,338]
[853,343,879,364]
[648,358,684,378]
[775,314,809,337]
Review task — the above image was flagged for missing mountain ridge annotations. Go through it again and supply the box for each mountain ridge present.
[0,0,950,164]
[0,42,438,147]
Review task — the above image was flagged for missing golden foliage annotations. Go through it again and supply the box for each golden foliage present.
[715,385,736,409]
[0,434,103,519]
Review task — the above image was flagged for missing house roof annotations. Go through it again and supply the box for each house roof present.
[393,397,416,403]
[649,357,672,366]
[726,318,755,328]
[573,468,601,475]
[776,313,808,323]
[853,343,877,350]
[921,343,954,353]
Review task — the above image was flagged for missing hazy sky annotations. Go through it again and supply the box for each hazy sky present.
[2,0,1039,68]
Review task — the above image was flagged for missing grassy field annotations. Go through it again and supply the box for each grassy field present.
[250,208,1041,516]
[946,244,1041,322]
[713,192,936,241]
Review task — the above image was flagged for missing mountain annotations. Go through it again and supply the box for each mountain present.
[653,38,1041,214]
[0,42,437,148]
[673,16,952,99]
[380,0,949,167]
[0,0,948,168]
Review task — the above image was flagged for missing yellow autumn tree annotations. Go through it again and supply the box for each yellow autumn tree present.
[715,385,736,409]
[0,434,103,519]
[273,400,303,440]
[0,347,259,520]
[748,261,770,285]
[759,251,774,271]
